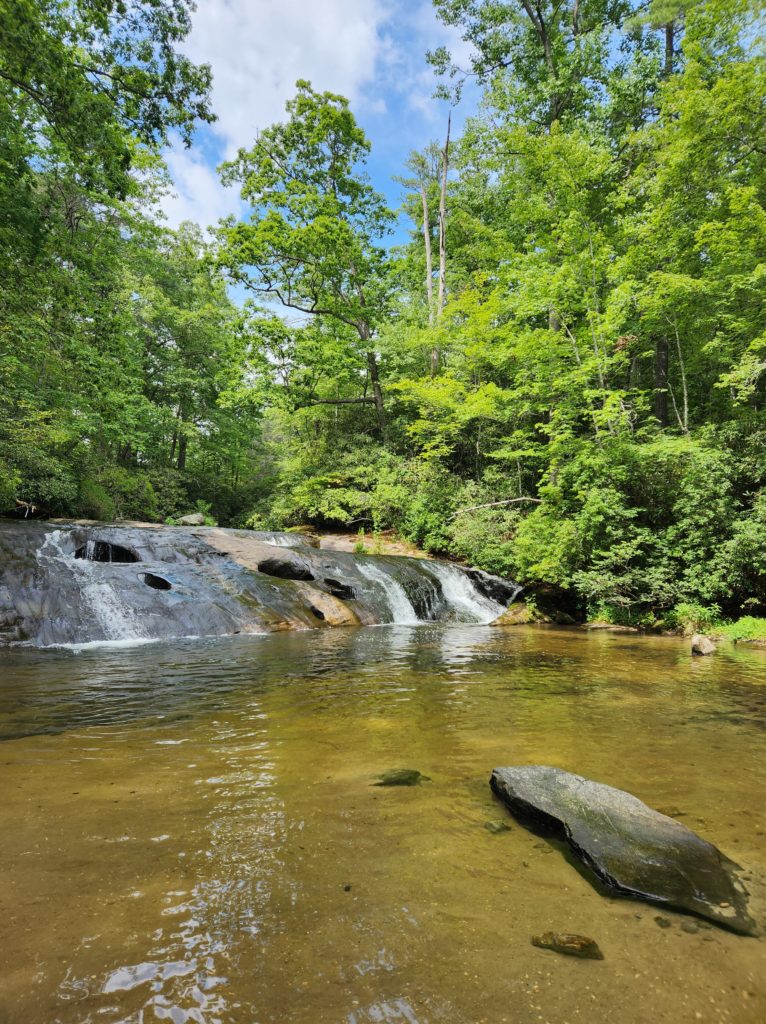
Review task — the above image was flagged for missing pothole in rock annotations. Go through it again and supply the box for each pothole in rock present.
[74,541,139,563]
[257,557,315,581]
[324,578,355,600]
[140,572,172,591]
[310,606,326,620]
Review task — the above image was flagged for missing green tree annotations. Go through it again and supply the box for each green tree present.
[218,81,395,435]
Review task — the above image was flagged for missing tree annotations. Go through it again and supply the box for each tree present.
[429,0,634,126]
[0,0,213,195]
[218,81,395,435]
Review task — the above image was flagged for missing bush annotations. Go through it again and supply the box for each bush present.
[90,467,158,522]
[663,602,721,635]
[719,616,766,643]
[0,459,20,512]
[77,479,117,521]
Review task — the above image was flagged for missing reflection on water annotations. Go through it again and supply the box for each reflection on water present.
[0,625,765,1023]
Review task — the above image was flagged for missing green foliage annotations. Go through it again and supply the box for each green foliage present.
[719,617,766,643]
[0,0,213,194]
[663,602,722,635]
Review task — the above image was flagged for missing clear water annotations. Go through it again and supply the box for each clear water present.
[0,625,765,1024]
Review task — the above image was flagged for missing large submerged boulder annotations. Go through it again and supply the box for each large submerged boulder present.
[490,765,756,935]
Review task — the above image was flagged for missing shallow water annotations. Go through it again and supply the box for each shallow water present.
[0,625,765,1024]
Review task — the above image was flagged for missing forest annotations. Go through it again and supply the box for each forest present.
[2,0,766,630]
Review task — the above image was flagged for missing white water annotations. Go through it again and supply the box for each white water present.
[357,561,421,625]
[258,532,305,548]
[38,531,143,643]
[425,562,511,624]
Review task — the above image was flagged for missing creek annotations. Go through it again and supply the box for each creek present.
[0,624,765,1023]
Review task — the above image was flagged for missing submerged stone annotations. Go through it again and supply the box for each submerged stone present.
[484,819,512,834]
[490,766,756,935]
[373,769,430,787]
[531,932,604,960]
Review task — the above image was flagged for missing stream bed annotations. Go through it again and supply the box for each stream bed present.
[0,625,765,1023]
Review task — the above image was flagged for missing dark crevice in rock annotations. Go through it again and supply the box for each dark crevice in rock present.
[324,578,355,600]
[257,557,315,582]
[141,573,172,591]
[310,605,325,620]
[74,541,139,563]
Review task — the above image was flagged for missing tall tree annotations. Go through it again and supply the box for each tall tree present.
[218,81,395,435]
[428,0,633,127]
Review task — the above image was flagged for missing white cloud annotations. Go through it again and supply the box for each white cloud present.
[160,141,242,229]
[159,1,476,229]
[182,0,389,157]
[161,0,391,228]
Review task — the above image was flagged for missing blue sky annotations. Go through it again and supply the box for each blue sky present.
[161,0,477,245]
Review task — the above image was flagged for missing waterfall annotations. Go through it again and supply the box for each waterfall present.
[255,532,307,549]
[38,531,142,643]
[423,561,510,624]
[357,557,518,625]
[357,561,421,624]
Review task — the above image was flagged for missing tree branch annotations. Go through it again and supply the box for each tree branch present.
[448,497,542,520]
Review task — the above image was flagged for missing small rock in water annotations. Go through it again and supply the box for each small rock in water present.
[484,819,512,834]
[372,769,430,787]
[681,921,700,934]
[654,916,672,929]
[691,633,716,656]
[531,932,604,960]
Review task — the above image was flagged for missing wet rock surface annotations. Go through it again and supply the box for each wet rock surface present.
[0,521,518,646]
[491,766,756,935]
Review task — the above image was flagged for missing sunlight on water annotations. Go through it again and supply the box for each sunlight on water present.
[0,625,765,1023]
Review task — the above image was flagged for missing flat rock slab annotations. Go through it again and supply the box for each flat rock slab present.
[490,766,756,935]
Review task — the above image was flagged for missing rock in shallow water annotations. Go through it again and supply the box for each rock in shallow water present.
[490,766,756,935]
[691,633,717,656]
[373,769,430,787]
[531,932,604,960]
[484,819,512,834]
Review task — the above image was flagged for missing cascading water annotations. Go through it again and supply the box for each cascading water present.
[38,531,142,643]
[357,561,421,624]
[356,557,517,625]
[256,532,306,549]
[423,561,512,624]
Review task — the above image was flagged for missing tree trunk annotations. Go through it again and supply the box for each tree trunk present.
[664,22,675,77]
[366,350,387,436]
[437,111,451,320]
[420,185,434,325]
[421,182,440,378]
[654,336,669,428]
[177,428,188,471]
